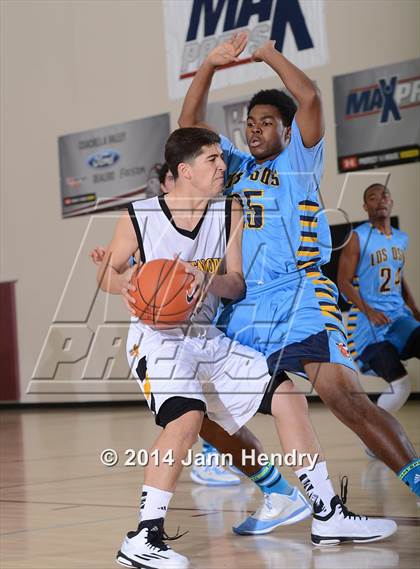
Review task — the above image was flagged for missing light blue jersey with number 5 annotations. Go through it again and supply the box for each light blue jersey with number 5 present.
[220,118,330,289]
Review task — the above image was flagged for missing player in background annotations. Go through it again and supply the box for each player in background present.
[178,30,420,529]
[91,163,241,487]
[337,183,420,456]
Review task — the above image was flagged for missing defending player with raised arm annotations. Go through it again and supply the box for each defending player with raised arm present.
[338,183,420,447]
[179,33,420,515]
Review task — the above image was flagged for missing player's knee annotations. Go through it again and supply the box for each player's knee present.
[165,411,203,445]
[323,386,370,427]
[271,382,308,418]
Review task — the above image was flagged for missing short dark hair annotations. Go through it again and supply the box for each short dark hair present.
[363,183,386,203]
[248,89,297,127]
[165,128,221,180]
[158,163,170,185]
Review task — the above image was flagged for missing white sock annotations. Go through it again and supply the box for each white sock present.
[140,485,173,522]
[377,375,411,414]
[295,461,335,512]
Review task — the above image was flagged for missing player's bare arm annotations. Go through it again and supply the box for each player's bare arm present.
[401,277,420,320]
[338,231,389,325]
[96,212,139,301]
[178,32,248,130]
[179,198,244,301]
[208,197,245,299]
[251,41,323,147]
[90,244,138,271]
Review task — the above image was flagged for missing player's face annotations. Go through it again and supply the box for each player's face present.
[246,104,291,163]
[363,185,393,219]
[190,144,226,197]
[161,171,175,193]
[147,175,160,197]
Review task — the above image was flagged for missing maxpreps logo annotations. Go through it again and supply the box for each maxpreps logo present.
[345,75,420,123]
[87,149,120,169]
[181,0,314,79]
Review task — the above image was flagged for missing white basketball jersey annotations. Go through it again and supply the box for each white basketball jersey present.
[128,194,232,326]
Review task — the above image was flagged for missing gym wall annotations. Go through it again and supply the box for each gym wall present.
[1,0,419,402]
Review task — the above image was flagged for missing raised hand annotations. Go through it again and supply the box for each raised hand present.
[207,32,248,68]
[251,40,277,63]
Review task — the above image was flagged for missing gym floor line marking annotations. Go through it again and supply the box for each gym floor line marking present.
[0,499,418,524]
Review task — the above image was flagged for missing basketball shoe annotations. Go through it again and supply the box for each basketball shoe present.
[311,478,397,546]
[232,487,311,535]
[116,518,189,568]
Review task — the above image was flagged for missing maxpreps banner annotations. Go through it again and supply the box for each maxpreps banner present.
[163,0,328,100]
[59,114,170,218]
[334,59,420,173]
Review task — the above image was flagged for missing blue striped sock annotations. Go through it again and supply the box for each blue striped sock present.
[398,458,420,497]
[249,463,293,496]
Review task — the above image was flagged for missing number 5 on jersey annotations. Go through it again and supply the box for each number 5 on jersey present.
[233,190,264,230]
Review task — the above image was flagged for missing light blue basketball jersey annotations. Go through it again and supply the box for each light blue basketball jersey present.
[220,118,330,288]
[353,222,408,313]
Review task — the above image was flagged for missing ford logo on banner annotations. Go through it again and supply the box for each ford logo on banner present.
[87,149,120,168]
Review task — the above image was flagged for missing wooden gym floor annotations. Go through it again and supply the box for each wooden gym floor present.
[1,401,419,569]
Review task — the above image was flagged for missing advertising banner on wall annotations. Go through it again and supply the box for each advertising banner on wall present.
[58,113,170,218]
[333,59,420,173]
[163,0,328,100]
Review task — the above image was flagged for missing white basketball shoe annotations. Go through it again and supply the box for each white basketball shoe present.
[311,478,397,546]
[116,518,189,568]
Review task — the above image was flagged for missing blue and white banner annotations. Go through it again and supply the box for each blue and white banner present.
[333,59,420,172]
[163,0,328,100]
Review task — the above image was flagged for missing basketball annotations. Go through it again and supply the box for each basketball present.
[129,258,197,325]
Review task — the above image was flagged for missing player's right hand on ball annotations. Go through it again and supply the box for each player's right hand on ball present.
[121,266,140,316]
[365,306,390,326]
[206,32,248,68]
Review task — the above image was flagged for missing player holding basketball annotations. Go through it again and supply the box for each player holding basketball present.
[91,164,242,487]
[178,32,420,515]
[338,183,420,454]
[97,129,396,568]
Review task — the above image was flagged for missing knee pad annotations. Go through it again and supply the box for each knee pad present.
[257,371,290,415]
[361,341,406,382]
